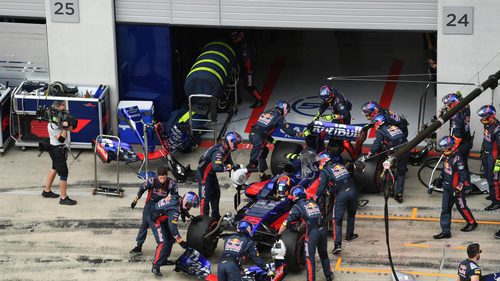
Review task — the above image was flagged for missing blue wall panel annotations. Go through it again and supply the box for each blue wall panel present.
[116,24,174,122]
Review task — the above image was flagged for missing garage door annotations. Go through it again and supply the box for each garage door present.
[0,0,45,18]
[0,22,49,86]
[114,0,437,31]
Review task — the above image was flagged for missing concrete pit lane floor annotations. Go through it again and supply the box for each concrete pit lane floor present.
[0,147,499,281]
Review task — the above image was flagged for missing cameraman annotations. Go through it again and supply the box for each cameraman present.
[42,101,76,205]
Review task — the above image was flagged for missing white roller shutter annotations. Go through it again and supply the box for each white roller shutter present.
[0,0,45,18]
[0,22,49,86]
[114,0,437,31]
[115,0,172,24]
[221,0,437,31]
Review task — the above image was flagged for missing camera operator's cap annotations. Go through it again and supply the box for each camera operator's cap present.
[467,243,481,258]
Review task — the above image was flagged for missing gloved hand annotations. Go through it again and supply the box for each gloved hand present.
[296,132,304,138]
[323,114,333,122]
[494,160,500,172]
[313,113,321,121]
[271,139,277,144]
[267,270,276,277]
[225,164,233,172]
[179,241,188,249]
[130,200,137,209]
[303,129,311,137]
[455,183,464,191]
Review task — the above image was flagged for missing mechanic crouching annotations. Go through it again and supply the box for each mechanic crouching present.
[477,105,500,210]
[433,136,478,239]
[369,114,409,203]
[218,221,275,281]
[278,187,333,281]
[314,85,352,124]
[196,132,242,220]
[148,192,199,276]
[129,166,178,255]
[248,100,302,181]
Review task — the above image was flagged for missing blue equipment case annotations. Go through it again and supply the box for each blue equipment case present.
[11,81,111,149]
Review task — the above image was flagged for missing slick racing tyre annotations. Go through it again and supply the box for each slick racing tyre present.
[281,228,306,272]
[186,216,219,257]
[270,141,303,176]
[353,154,384,193]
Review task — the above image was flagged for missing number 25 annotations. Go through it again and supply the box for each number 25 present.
[54,2,75,15]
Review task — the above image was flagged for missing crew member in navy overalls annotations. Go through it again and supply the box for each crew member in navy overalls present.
[369,114,409,203]
[248,100,302,180]
[196,132,242,219]
[457,243,482,281]
[230,31,263,108]
[148,192,199,276]
[477,105,500,210]
[316,153,359,255]
[433,136,478,239]
[278,187,333,281]
[217,221,274,281]
[314,85,352,124]
[442,93,473,170]
[361,100,409,137]
[129,166,178,255]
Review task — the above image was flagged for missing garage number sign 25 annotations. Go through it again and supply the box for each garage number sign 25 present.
[50,0,80,23]
[443,6,473,35]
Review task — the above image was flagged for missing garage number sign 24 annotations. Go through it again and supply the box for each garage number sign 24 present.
[50,0,80,23]
[443,6,473,35]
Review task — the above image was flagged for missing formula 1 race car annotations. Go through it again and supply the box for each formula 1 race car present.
[187,165,326,273]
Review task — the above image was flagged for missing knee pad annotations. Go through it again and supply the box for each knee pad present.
[60,175,68,181]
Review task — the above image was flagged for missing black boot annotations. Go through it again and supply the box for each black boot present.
[485,203,500,211]
[129,244,142,254]
[461,222,478,232]
[331,244,342,254]
[345,233,359,241]
[151,267,162,276]
[433,232,451,239]
[394,193,403,204]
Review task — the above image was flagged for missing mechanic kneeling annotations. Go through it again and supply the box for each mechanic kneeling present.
[278,187,333,281]
[148,192,199,276]
[218,221,274,281]
[248,100,302,180]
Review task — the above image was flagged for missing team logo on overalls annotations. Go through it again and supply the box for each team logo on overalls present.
[305,202,321,216]
[443,161,452,175]
[484,128,491,142]
[225,238,243,252]
[257,113,273,125]
[332,164,349,178]
[387,126,402,137]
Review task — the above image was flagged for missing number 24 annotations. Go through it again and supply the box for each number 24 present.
[446,13,469,27]
[54,2,75,15]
